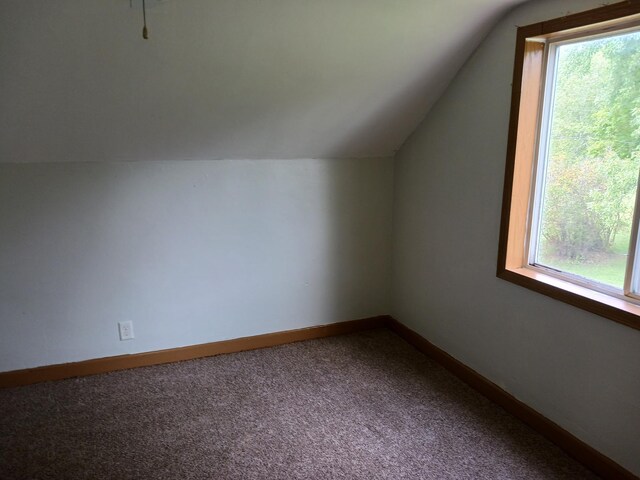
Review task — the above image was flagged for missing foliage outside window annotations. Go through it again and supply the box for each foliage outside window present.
[532,28,640,291]
[498,2,640,331]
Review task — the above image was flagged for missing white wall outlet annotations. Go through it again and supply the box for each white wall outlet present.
[118,321,135,341]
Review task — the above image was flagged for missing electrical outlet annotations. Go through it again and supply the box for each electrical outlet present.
[118,321,135,341]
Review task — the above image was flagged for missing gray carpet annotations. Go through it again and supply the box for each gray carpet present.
[0,329,597,479]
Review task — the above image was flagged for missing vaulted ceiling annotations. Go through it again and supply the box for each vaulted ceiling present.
[0,0,525,163]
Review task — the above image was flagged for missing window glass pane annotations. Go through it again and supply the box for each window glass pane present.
[535,29,640,289]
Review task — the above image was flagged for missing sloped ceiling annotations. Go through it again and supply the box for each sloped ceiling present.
[0,0,524,163]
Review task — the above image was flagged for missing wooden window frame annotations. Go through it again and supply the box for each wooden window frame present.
[497,1,640,331]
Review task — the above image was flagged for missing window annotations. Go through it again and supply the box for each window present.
[498,2,640,330]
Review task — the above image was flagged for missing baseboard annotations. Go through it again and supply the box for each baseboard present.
[0,315,390,389]
[387,318,637,480]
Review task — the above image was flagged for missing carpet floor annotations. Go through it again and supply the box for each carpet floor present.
[0,329,597,479]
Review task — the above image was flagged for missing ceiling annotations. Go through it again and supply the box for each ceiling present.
[0,0,525,163]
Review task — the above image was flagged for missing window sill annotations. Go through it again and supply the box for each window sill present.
[498,267,640,331]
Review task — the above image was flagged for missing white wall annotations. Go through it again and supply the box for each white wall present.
[0,158,393,371]
[391,0,640,475]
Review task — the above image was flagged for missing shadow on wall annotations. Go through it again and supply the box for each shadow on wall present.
[0,159,392,371]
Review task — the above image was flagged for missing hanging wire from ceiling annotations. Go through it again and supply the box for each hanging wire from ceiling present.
[142,0,148,39]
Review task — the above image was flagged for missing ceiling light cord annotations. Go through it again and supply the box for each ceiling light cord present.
[142,0,148,39]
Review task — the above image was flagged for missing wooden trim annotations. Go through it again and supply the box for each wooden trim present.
[497,23,543,273]
[499,268,640,331]
[388,318,639,480]
[0,315,390,389]
[497,1,640,331]
[540,1,640,36]
[506,39,544,270]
